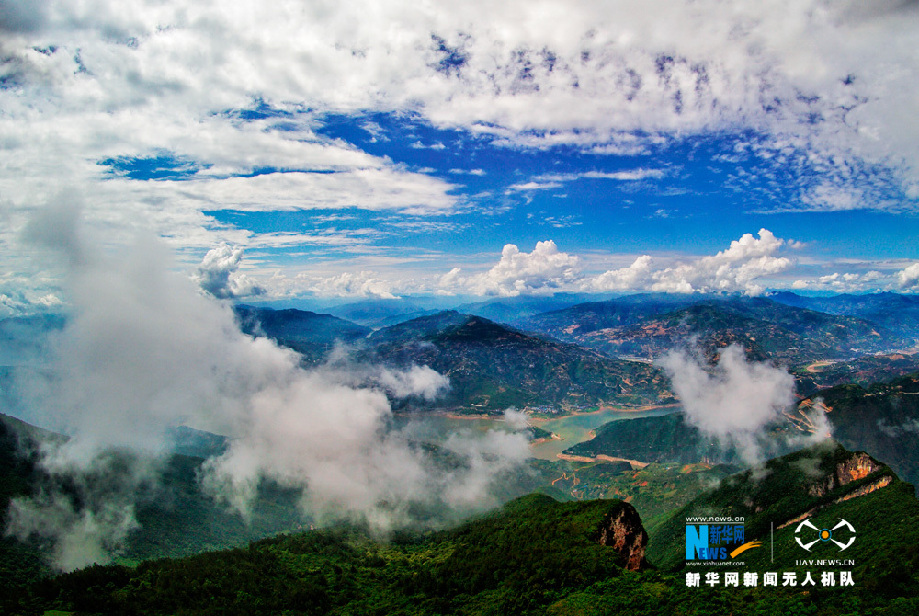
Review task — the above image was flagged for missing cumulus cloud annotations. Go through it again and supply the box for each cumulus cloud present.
[438,230,793,298]
[591,229,793,295]
[652,229,791,295]
[444,240,581,297]
[0,286,63,318]
[193,244,264,299]
[898,262,919,290]
[793,270,885,293]
[659,344,797,464]
[299,270,400,300]
[8,204,529,570]
[590,255,654,292]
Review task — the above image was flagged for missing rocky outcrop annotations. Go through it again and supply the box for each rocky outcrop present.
[807,452,884,497]
[777,473,895,530]
[778,452,892,529]
[596,503,648,571]
[833,476,893,504]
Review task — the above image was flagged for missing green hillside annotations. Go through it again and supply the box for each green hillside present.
[769,291,919,339]
[565,413,724,463]
[234,305,371,365]
[801,372,919,487]
[0,413,566,593]
[518,293,700,337]
[543,460,737,531]
[364,311,673,410]
[562,372,919,490]
[0,414,308,592]
[794,352,919,395]
[8,445,919,616]
[0,414,52,595]
[7,495,649,616]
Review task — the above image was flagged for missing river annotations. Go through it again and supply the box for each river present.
[392,406,679,461]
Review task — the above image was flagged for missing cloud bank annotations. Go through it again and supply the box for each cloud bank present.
[439,230,794,297]
[2,2,918,310]
[592,229,793,296]
[899,263,919,290]
[7,204,530,570]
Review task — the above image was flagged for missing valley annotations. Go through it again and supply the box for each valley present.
[4,291,919,614]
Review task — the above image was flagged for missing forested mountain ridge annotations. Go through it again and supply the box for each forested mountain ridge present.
[362,311,673,410]
[520,295,905,366]
[7,444,919,616]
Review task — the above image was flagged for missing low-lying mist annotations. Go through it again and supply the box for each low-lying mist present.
[659,345,831,464]
[6,204,530,571]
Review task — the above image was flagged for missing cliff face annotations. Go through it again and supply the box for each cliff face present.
[596,503,648,571]
[807,452,885,497]
[774,451,895,529]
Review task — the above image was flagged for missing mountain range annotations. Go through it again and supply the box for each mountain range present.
[231,306,674,410]
[233,305,371,364]
[359,311,672,410]
[518,294,908,366]
[768,290,919,339]
[4,291,919,613]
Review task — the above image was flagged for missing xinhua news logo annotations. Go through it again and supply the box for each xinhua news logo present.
[685,516,761,561]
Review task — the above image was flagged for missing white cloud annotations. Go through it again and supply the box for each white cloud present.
[375,365,450,401]
[898,263,919,290]
[449,168,486,176]
[148,168,458,214]
[445,240,581,297]
[434,229,797,298]
[193,244,264,299]
[651,229,792,296]
[2,1,917,222]
[590,255,654,292]
[590,229,792,296]
[659,344,797,463]
[3,1,919,303]
[538,169,666,183]
[506,181,563,192]
[507,168,665,194]
[297,271,400,300]
[10,205,529,569]
[792,270,885,293]
[410,141,446,150]
[0,289,63,317]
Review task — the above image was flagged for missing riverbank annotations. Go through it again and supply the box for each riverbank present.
[556,452,648,469]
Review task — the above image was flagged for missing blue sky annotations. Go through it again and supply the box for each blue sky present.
[3,1,919,313]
